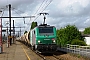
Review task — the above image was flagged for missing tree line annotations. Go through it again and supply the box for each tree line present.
[57,25,88,47]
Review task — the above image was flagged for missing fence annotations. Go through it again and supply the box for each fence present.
[58,44,90,58]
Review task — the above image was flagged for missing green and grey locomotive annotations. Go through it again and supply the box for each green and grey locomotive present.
[30,24,57,53]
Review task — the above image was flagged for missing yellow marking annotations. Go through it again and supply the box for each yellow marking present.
[8,36,12,38]
[22,45,31,60]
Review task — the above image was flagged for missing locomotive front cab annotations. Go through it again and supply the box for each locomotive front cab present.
[37,26,56,44]
[35,25,57,52]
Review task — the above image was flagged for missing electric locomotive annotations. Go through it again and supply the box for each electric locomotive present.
[30,24,57,53]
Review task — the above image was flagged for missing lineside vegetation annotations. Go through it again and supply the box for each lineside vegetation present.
[56,25,86,47]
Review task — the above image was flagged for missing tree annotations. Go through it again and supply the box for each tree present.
[84,27,90,34]
[30,22,37,29]
[57,25,85,47]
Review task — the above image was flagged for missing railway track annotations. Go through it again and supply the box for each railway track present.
[17,41,88,60]
[53,55,62,60]
[35,52,62,60]
[45,55,60,60]
[29,46,62,60]
[19,41,64,60]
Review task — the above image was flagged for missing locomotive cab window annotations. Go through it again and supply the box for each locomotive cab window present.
[34,30,35,34]
[38,27,54,35]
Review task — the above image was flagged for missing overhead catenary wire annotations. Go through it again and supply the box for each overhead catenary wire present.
[13,9,31,32]
[1,5,29,35]
[33,0,48,15]
[34,0,45,15]
[39,0,52,13]
[13,10,21,16]
[24,0,53,31]
[12,0,51,27]
[10,8,26,33]
[11,7,34,31]
[13,10,28,33]
[11,9,25,24]
[33,0,48,16]
[31,0,49,24]
[8,0,52,32]
[12,7,35,18]
[25,0,53,30]
[1,7,25,36]
[33,0,53,22]
[0,7,8,26]
[16,9,24,14]
[12,7,35,25]
[41,0,53,13]
[0,5,8,16]
[12,7,33,32]
[34,0,49,15]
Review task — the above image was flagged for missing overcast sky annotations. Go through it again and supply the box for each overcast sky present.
[1,0,90,35]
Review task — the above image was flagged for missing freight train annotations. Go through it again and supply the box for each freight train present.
[17,24,57,53]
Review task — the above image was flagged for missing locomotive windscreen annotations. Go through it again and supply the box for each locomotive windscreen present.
[39,27,53,33]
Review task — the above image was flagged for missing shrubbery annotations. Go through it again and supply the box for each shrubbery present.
[84,27,90,34]
[56,25,86,47]
[71,39,87,46]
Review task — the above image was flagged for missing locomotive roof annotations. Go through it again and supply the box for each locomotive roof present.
[37,25,55,27]
[37,24,55,27]
[30,24,55,31]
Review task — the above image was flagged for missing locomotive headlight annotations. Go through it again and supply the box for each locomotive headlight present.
[38,40,40,43]
[52,38,55,43]
[53,40,55,43]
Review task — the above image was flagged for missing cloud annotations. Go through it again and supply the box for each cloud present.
[0,0,34,7]
[1,0,90,34]
[42,0,90,30]
[49,0,90,18]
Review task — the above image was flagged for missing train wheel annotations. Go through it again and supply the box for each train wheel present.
[31,46,35,50]
[35,50,38,53]
[31,46,33,50]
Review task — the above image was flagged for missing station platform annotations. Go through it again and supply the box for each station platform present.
[0,41,28,60]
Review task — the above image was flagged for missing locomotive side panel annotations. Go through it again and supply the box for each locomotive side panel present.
[30,28,37,46]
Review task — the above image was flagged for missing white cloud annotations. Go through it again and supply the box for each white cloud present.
[1,0,90,35]
[49,0,90,17]
[84,18,90,24]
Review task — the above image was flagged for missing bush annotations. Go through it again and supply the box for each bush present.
[56,25,84,47]
[71,39,87,46]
